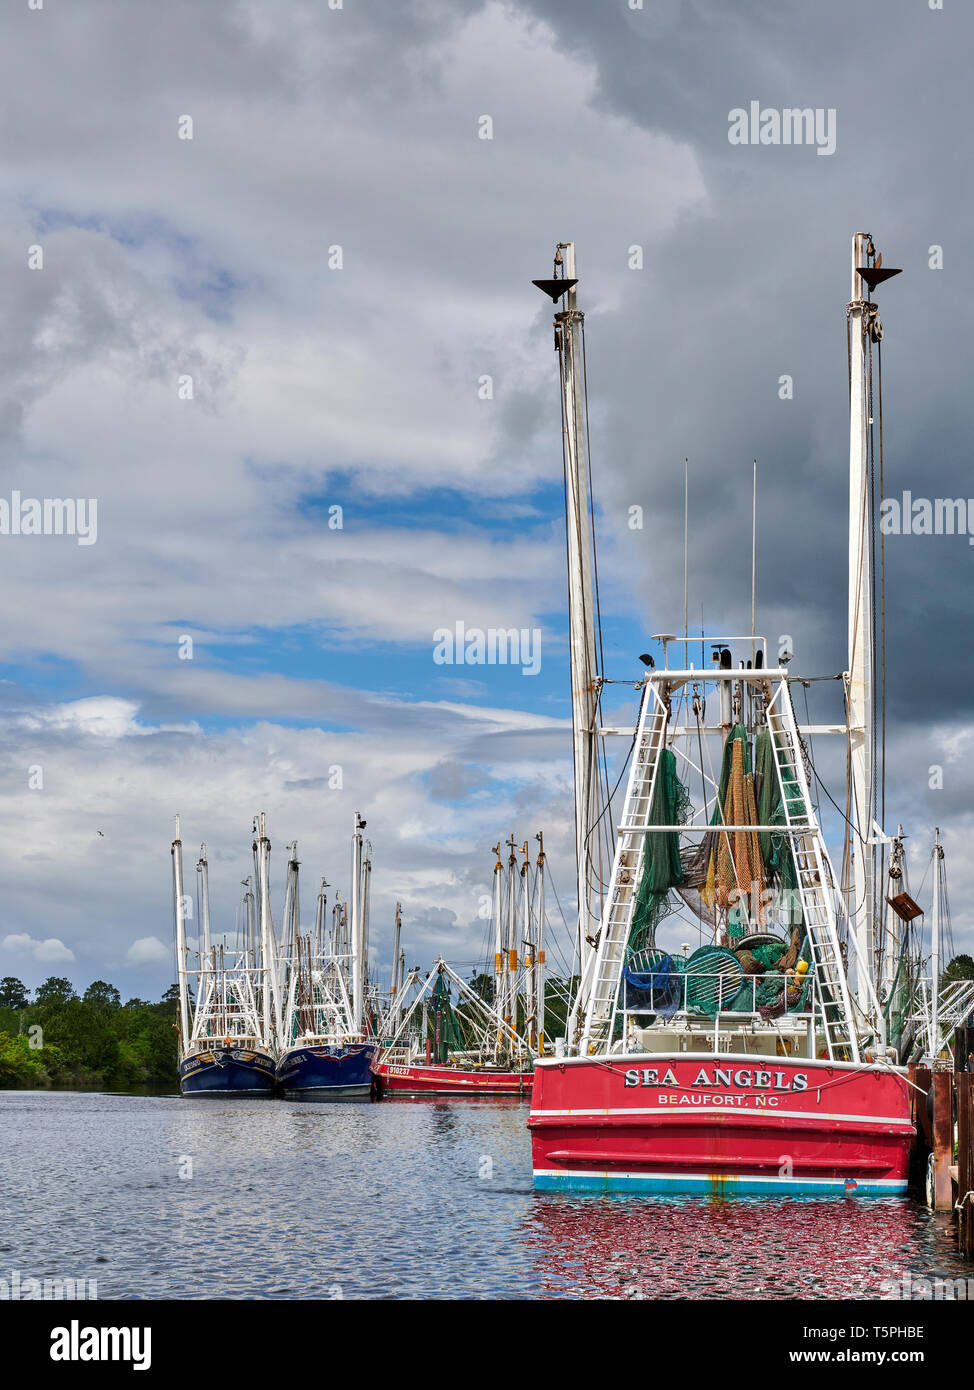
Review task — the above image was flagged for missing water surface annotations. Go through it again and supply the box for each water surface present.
[0,1090,966,1299]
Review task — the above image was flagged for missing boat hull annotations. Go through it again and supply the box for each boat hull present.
[529,1052,915,1196]
[374,1061,533,1097]
[276,1043,378,1099]
[179,1047,276,1096]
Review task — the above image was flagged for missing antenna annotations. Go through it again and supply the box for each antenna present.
[751,459,757,663]
[683,459,689,642]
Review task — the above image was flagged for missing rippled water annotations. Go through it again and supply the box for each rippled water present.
[1,1090,969,1299]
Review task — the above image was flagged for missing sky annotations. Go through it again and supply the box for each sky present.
[0,0,970,1001]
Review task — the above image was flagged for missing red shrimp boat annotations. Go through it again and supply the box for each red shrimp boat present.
[530,1054,913,1195]
[374,1061,532,1097]
[526,237,915,1194]
[373,955,538,1100]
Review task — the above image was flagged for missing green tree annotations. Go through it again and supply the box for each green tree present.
[6,976,182,1090]
[83,981,122,1012]
[34,977,76,1006]
[467,972,495,1006]
[942,955,974,988]
[0,977,29,1009]
[0,1031,61,1087]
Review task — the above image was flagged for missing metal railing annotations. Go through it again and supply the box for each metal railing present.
[621,968,816,1021]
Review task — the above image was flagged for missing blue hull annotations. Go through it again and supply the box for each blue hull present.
[533,1170,909,1197]
[276,1043,378,1099]
[179,1047,276,1096]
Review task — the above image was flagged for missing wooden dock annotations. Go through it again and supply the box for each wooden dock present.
[912,1025,974,1256]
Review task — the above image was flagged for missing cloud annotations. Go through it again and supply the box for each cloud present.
[2,933,76,963]
[0,692,576,985]
[126,936,169,965]
[0,0,972,990]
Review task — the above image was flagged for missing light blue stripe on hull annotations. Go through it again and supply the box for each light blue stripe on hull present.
[282,1084,372,1100]
[533,1170,908,1197]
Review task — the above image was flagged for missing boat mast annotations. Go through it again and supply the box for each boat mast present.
[362,839,373,1029]
[254,812,279,1047]
[847,231,875,1009]
[197,843,212,965]
[847,233,901,1012]
[536,244,601,962]
[535,831,546,1055]
[171,817,191,1054]
[932,828,943,1053]
[286,842,300,961]
[350,812,367,1034]
[241,877,256,964]
[286,842,303,1033]
[521,840,533,1055]
[314,878,328,959]
[505,833,518,1044]
[491,842,504,1056]
[390,900,402,1015]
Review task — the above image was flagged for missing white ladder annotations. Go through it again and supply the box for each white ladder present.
[576,679,670,1052]
[766,682,860,1063]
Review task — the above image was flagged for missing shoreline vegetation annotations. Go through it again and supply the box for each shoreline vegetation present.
[0,969,577,1092]
[0,976,179,1091]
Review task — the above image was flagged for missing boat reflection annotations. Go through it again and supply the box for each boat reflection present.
[519,1194,945,1299]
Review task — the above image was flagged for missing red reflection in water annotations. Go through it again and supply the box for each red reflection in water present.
[520,1196,941,1299]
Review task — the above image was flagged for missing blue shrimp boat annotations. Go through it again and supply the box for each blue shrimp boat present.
[275,1042,377,1099]
[171,826,279,1097]
[275,818,378,1100]
[179,1044,276,1096]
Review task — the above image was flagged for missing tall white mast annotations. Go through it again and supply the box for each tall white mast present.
[197,844,212,974]
[254,812,279,1046]
[314,878,327,959]
[505,833,518,1041]
[390,901,402,1010]
[932,828,943,1053]
[362,838,372,1026]
[350,813,366,1033]
[847,233,901,1011]
[491,843,504,1057]
[521,840,533,1055]
[537,244,601,962]
[535,831,546,1055]
[285,842,300,958]
[244,877,256,964]
[171,817,191,1053]
[847,231,875,1008]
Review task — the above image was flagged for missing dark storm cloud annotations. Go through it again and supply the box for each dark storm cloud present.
[516,0,974,737]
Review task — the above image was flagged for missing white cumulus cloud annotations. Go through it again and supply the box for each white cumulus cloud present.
[2,933,76,963]
[126,936,169,965]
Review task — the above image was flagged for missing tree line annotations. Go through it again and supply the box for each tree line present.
[0,975,179,1090]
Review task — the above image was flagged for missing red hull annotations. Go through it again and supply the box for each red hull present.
[529,1053,915,1195]
[374,1061,532,1097]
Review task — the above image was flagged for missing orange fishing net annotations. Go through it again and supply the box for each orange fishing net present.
[713,738,764,923]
